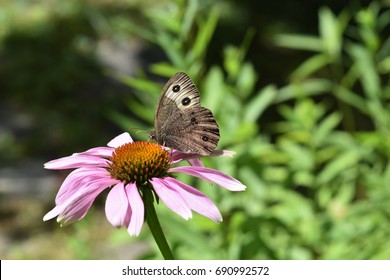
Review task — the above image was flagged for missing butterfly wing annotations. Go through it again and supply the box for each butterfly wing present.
[156,72,201,112]
[153,72,220,155]
[159,107,219,155]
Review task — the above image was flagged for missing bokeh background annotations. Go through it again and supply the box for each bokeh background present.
[1,0,390,259]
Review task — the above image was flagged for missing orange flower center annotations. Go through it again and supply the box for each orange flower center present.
[108,142,171,185]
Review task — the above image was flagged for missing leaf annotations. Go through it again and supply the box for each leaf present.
[180,0,198,39]
[275,79,333,103]
[223,46,241,79]
[160,213,220,259]
[156,32,186,69]
[290,54,330,81]
[317,150,360,185]
[346,43,381,100]
[150,62,179,77]
[335,86,368,114]
[378,56,390,74]
[202,66,225,112]
[280,140,314,170]
[116,75,161,95]
[236,63,257,98]
[319,7,341,59]
[243,85,277,122]
[125,98,155,123]
[313,112,341,146]
[188,7,219,63]
[146,8,181,34]
[273,34,323,52]
[107,110,150,140]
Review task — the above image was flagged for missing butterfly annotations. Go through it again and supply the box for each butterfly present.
[150,72,220,156]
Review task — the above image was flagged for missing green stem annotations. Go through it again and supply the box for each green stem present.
[143,187,175,260]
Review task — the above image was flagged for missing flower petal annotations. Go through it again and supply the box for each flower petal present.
[125,184,144,236]
[170,166,246,191]
[44,155,110,170]
[150,178,192,220]
[164,177,222,222]
[75,147,114,158]
[211,149,235,157]
[54,167,117,204]
[107,132,133,148]
[43,206,62,221]
[105,182,129,227]
[165,149,204,166]
[44,177,109,225]
[188,158,204,167]
[170,150,199,163]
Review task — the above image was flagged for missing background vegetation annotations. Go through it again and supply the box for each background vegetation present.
[1,0,390,259]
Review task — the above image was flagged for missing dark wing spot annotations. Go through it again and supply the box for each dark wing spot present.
[172,85,181,92]
[201,135,209,142]
[191,117,197,123]
[182,97,191,106]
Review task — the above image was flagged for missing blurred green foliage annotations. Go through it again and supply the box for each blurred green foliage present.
[0,1,125,161]
[1,0,390,259]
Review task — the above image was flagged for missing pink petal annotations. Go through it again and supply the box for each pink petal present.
[55,167,117,204]
[105,182,144,236]
[169,166,246,191]
[125,184,144,236]
[107,132,133,148]
[170,150,198,163]
[188,158,204,167]
[59,181,108,224]
[210,150,236,157]
[150,178,192,220]
[105,182,129,227]
[164,177,222,222]
[44,177,110,225]
[44,155,110,170]
[75,147,114,158]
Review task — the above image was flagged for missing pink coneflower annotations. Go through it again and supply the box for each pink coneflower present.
[44,132,246,237]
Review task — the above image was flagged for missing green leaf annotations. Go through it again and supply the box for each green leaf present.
[146,7,181,34]
[236,63,257,98]
[202,66,225,112]
[280,140,314,171]
[150,62,180,77]
[313,112,341,146]
[243,85,277,122]
[273,34,323,52]
[188,7,219,63]
[319,7,341,59]
[276,79,333,103]
[290,54,330,81]
[118,75,161,97]
[335,86,368,114]
[156,32,186,69]
[347,43,381,100]
[223,46,241,78]
[125,99,155,123]
[160,214,219,259]
[317,150,360,185]
[111,18,155,43]
[107,110,150,140]
[180,0,198,39]
[378,56,390,74]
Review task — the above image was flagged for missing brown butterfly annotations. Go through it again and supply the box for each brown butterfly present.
[150,72,219,156]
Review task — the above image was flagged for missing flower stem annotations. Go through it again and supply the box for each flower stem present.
[143,187,175,260]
